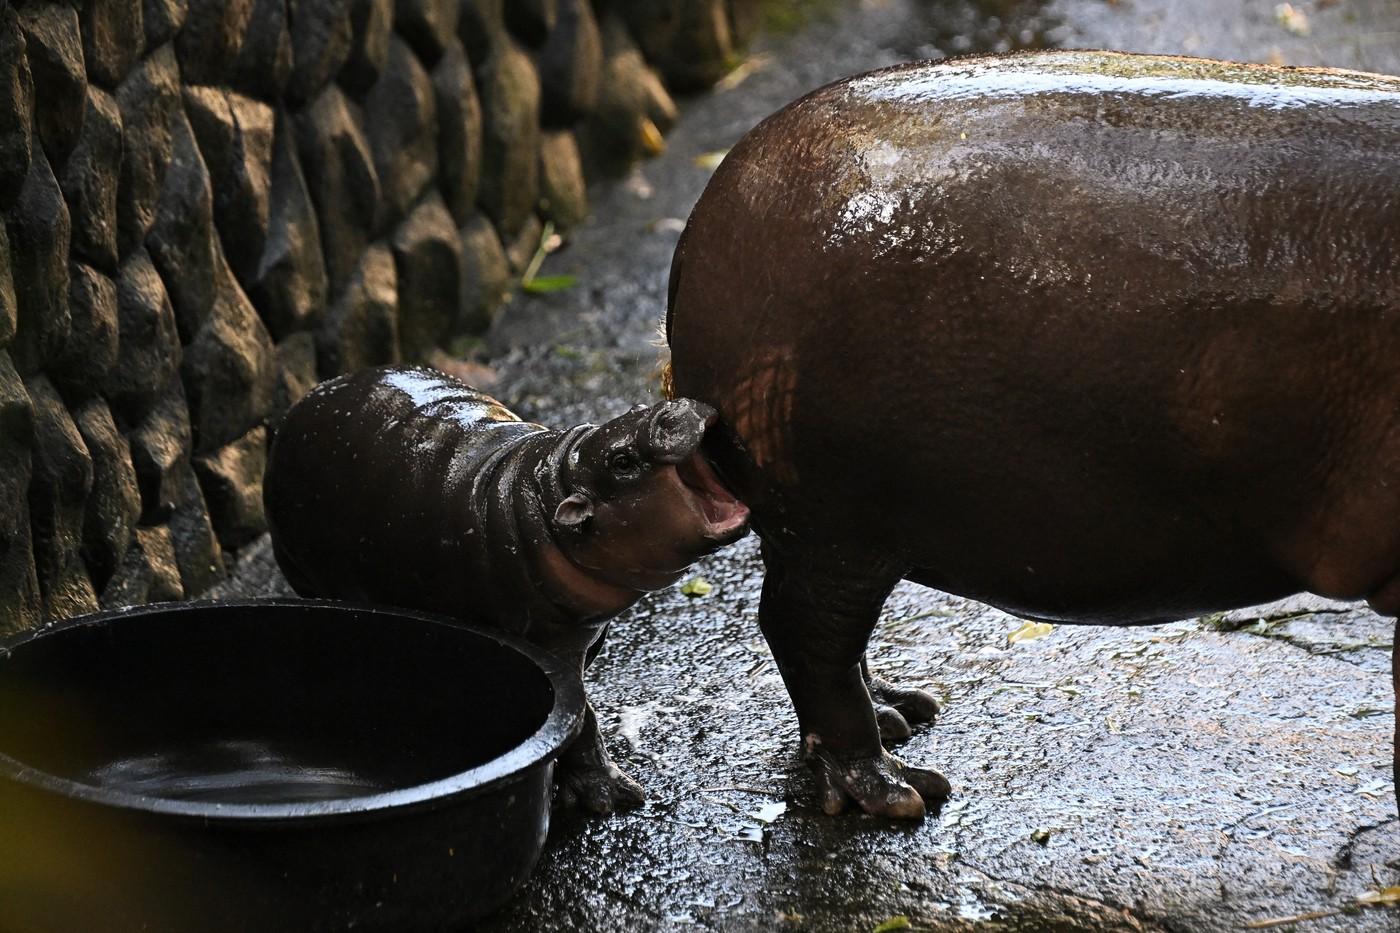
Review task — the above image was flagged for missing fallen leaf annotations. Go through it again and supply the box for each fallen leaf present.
[750,801,787,823]
[639,117,666,156]
[694,150,730,171]
[1008,621,1054,644]
[650,217,687,234]
[1357,886,1400,906]
[522,274,578,294]
[872,917,912,932]
[681,577,714,597]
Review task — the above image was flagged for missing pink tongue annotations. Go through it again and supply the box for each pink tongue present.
[677,452,747,528]
[700,496,730,525]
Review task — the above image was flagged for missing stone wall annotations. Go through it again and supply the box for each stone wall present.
[0,0,760,634]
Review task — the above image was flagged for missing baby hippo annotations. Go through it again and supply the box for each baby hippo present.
[264,365,749,812]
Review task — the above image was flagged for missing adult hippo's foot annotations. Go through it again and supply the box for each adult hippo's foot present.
[804,737,951,818]
[862,657,940,743]
[555,703,646,815]
[758,541,950,817]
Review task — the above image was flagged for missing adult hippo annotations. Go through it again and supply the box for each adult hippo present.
[264,365,749,812]
[664,50,1400,818]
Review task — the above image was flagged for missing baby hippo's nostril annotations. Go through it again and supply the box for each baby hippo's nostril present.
[655,406,687,434]
[647,400,709,463]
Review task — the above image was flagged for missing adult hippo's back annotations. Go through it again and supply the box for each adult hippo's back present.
[665,51,1400,818]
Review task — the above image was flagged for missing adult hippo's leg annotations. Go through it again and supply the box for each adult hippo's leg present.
[758,540,950,817]
[862,657,941,743]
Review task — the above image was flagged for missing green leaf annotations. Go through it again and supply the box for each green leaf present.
[522,274,578,294]
[680,576,714,597]
[1007,621,1054,645]
[872,916,912,932]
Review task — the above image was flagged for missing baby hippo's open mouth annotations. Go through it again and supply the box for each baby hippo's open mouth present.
[642,399,750,544]
[674,421,750,541]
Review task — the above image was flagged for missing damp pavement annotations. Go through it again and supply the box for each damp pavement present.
[218,2,1400,930]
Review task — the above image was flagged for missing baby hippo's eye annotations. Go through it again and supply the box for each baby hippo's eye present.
[610,451,639,474]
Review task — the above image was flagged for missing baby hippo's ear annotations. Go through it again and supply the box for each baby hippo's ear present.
[554,493,595,529]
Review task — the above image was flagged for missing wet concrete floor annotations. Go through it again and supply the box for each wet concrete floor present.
[223,1,1400,929]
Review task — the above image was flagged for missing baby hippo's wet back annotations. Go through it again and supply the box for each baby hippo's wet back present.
[264,366,748,813]
[666,50,1400,818]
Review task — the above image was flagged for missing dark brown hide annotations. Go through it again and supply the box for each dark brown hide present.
[667,51,1400,818]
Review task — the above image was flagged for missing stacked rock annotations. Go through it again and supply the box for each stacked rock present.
[0,0,761,633]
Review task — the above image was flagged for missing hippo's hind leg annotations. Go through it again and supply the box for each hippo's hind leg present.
[862,656,941,742]
[759,540,950,818]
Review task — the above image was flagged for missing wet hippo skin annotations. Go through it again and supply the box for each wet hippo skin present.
[665,50,1400,818]
[264,366,749,813]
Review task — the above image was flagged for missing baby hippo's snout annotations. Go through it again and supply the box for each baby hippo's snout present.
[645,399,715,463]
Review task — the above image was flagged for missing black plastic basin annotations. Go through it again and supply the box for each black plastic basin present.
[0,599,584,933]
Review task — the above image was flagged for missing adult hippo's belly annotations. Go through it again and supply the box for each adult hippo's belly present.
[665,50,1400,818]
